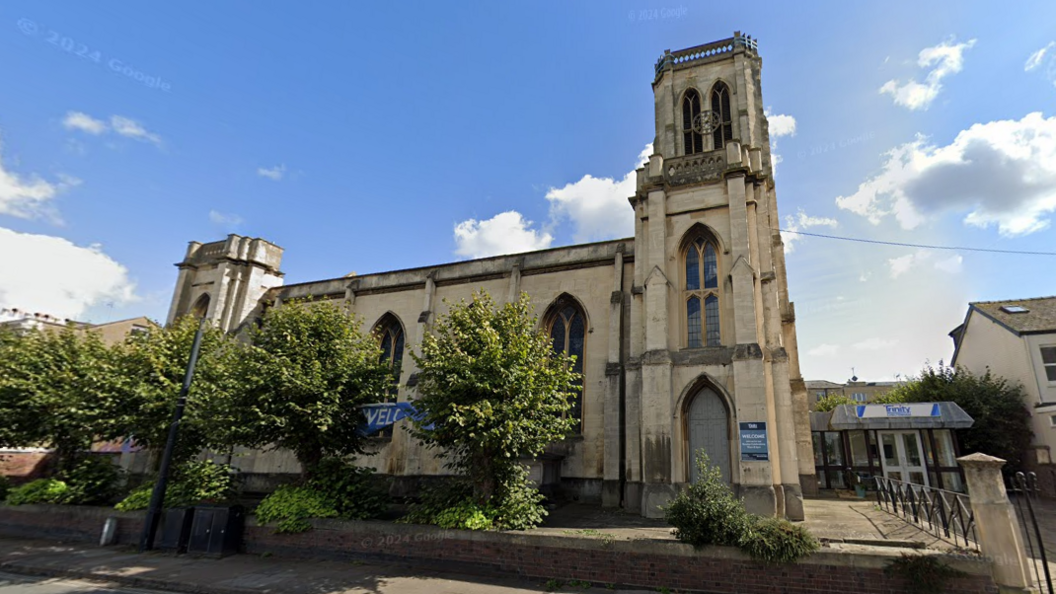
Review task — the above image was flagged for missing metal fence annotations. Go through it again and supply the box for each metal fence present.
[874,476,978,549]
[1006,472,1053,594]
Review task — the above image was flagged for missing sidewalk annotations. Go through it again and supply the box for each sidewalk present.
[0,538,651,594]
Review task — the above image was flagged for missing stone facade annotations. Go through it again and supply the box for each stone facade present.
[166,33,814,519]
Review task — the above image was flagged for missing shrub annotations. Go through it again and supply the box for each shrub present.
[308,458,388,520]
[61,456,125,505]
[433,500,494,530]
[255,484,338,533]
[665,452,817,564]
[115,460,237,511]
[739,517,819,564]
[664,453,752,547]
[884,554,967,594]
[400,466,545,531]
[0,475,10,501]
[6,479,69,505]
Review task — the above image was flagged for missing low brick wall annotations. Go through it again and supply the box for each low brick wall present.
[0,504,998,594]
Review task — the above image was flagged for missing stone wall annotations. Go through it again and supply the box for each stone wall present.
[0,504,998,594]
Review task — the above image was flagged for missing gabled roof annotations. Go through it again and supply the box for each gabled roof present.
[971,296,1056,335]
[805,380,844,390]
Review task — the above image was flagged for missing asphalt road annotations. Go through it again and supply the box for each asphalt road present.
[0,573,170,594]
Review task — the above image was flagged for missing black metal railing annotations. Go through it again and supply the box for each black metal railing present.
[1007,472,1053,594]
[874,476,978,549]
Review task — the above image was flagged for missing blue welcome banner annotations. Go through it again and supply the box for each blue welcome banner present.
[359,402,432,435]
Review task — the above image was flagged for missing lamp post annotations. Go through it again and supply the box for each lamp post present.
[138,317,207,552]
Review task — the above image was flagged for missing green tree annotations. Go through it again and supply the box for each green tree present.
[410,291,579,506]
[114,316,242,466]
[0,326,126,471]
[878,363,1033,470]
[814,393,855,412]
[214,299,393,476]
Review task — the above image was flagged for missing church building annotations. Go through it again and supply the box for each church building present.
[165,33,816,519]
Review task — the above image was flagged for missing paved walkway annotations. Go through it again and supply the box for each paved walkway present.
[536,498,954,550]
[0,539,653,594]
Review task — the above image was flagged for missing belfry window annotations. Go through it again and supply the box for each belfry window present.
[547,299,585,433]
[684,237,720,348]
[711,82,733,150]
[682,88,704,155]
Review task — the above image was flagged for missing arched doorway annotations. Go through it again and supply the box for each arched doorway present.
[686,387,731,484]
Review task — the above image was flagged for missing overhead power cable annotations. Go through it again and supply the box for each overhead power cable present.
[774,228,1056,256]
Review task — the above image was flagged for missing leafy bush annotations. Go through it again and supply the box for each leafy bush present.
[884,554,967,594]
[61,456,125,505]
[6,479,69,505]
[665,453,817,564]
[400,466,545,531]
[665,453,752,547]
[0,475,10,502]
[308,458,388,520]
[255,484,338,533]
[433,500,494,530]
[815,394,855,412]
[739,517,819,564]
[115,460,237,511]
[254,458,389,533]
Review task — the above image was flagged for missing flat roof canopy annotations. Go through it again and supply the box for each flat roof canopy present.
[812,402,974,431]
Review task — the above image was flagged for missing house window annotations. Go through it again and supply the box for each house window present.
[710,82,733,150]
[682,88,704,155]
[1042,346,1056,382]
[852,392,867,402]
[684,236,720,348]
[816,391,826,401]
[547,299,585,433]
[1050,414,1056,428]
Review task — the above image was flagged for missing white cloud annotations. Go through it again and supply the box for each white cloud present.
[1025,42,1054,71]
[545,144,650,243]
[858,272,872,282]
[0,133,79,220]
[0,226,137,320]
[781,209,838,253]
[880,38,976,110]
[257,164,286,181]
[764,109,796,176]
[62,112,107,135]
[836,112,1056,236]
[209,210,243,227]
[853,337,900,351]
[808,344,840,357]
[767,112,797,138]
[109,116,162,145]
[453,211,553,259]
[887,250,964,279]
[62,111,162,146]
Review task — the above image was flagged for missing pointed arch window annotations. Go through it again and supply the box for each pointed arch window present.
[190,294,210,319]
[710,82,733,150]
[682,88,704,155]
[373,314,404,437]
[684,237,721,348]
[547,299,585,434]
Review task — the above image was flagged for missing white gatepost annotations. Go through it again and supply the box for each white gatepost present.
[957,453,1035,593]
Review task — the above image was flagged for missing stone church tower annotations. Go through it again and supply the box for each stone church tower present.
[165,235,285,332]
[163,33,815,520]
[625,33,812,518]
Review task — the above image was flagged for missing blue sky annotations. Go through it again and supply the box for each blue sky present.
[1,1,1054,382]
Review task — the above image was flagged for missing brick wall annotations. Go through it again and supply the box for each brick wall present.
[0,452,55,483]
[0,505,998,594]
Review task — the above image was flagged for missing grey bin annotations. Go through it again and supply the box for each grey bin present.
[157,507,195,554]
[187,505,244,558]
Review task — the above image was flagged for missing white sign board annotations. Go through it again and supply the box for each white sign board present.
[855,403,940,418]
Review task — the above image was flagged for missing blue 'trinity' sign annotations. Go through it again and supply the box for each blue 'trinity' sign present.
[739,421,769,462]
[359,402,432,435]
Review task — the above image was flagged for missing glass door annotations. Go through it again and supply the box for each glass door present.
[878,430,929,487]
